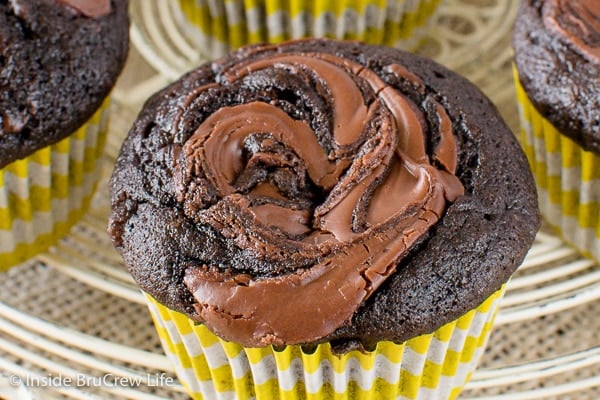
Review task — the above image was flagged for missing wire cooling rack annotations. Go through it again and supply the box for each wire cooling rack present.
[0,0,598,398]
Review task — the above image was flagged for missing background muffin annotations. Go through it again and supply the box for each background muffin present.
[0,0,129,270]
[173,0,444,58]
[513,0,600,262]
[109,39,539,399]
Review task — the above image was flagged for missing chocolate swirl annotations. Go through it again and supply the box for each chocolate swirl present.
[54,0,110,17]
[172,45,464,346]
[543,0,600,62]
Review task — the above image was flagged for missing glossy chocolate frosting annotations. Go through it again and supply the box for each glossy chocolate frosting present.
[543,0,600,62]
[55,0,111,17]
[514,0,600,153]
[0,0,128,167]
[174,51,464,346]
[110,39,539,351]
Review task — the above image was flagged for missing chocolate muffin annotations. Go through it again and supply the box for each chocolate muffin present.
[110,38,540,399]
[513,0,600,262]
[0,0,129,167]
[0,0,129,269]
[513,0,599,153]
[110,38,539,349]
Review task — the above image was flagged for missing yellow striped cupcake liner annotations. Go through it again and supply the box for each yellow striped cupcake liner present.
[0,99,110,271]
[174,0,443,58]
[146,285,505,399]
[514,70,600,263]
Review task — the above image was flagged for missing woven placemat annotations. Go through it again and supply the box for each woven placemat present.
[466,301,600,398]
[0,261,189,399]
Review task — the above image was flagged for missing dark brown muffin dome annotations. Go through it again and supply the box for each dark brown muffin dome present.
[0,0,129,168]
[513,0,600,154]
[109,39,539,351]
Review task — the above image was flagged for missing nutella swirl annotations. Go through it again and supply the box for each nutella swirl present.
[172,45,464,347]
[543,0,600,62]
[55,0,110,17]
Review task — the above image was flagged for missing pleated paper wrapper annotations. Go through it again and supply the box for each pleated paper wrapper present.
[0,99,110,270]
[515,70,600,263]
[174,0,443,58]
[146,285,505,400]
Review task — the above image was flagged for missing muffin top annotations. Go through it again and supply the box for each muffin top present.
[0,0,129,168]
[109,39,539,351]
[513,0,600,154]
